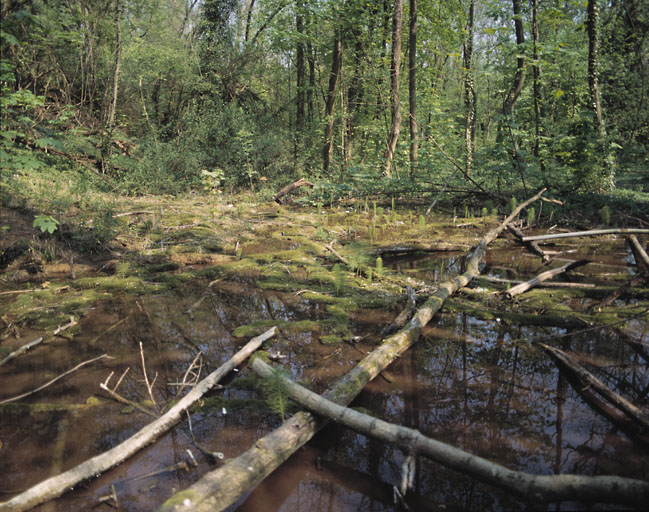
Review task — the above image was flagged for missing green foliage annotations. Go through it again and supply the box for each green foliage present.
[509,197,518,214]
[261,365,293,421]
[599,205,611,226]
[33,215,59,234]
[526,207,535,227]
[375,256,383,275]
[418,214,426,230]
[333,263,344,296]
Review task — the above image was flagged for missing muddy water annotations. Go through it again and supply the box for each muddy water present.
[1,238,648,511]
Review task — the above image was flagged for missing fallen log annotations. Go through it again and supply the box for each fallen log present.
[252,358,649,507]
[481,275,595,290]
[273,178,315,203]
[506,223,550,261]
[0,327,278,512]
[539,343,649,431]
[158,188,548,512]
[505,260,589,299]
[628,235,649,274]
[591,274,646,310]
[522,228,649,242]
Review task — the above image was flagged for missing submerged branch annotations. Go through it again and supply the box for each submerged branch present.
[252,358,649,508]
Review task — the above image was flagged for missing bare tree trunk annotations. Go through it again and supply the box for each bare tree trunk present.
[502,0,526,116]
[408,0,418,171]
[531,0,544,172]
[384,0,404,177]
[463,0,476,176]
[322,32,342,174]
[107,0,121,132]
[244,0,256,42]
[252,358,649,508]
[295,1,305,132]
[587,0,604,135]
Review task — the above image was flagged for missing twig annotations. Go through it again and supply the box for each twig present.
[99,381,159,419]
[0,354,111,405]
[113,210,154,218]
[325,241,350,266]
[0,337,44,367]
[523,229,649,242]
[139,341,157,409]
[176,352,203,397]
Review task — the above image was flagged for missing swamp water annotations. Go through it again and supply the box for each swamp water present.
[1,237,648,511]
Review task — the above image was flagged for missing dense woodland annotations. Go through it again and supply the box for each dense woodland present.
[1,0,648,207]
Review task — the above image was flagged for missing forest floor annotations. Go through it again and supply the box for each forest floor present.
[1,189,648,511]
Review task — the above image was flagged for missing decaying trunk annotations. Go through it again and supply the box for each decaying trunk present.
[506,223,550,261]
[252,358,649,508]
[273,178,315,203]
[157,189,548,512]
[0,328,278,512]
[506,260,589,298]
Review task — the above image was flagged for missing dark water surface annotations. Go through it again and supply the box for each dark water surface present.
[1,238,647,511]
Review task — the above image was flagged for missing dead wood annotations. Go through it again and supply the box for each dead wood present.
[157,188,548,512]
[273,178,315,203]
[0,316,77,367]
[0,327,277,512]
[506,223,550,261]
[381,286,416,335]
[540,343,649,431]
[628,235,649,273]
[591,274,646,310]
[505,260,589,299]
[370,242,470,256]
[522,228,649,242]
[0,354,111,405]
[481,275,595,290]
[113,210,155,218]
[252,359,649,507]
[325,241,349,266]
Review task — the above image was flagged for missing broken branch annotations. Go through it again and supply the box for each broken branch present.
[506,260,589,299]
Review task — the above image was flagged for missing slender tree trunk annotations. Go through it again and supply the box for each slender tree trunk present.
[587,0,604,135]
[408,0,418,172]
[532,0,544,172]
[384,0,404,177]
[244,0,256,42]
[502,0,525,116]
[462,0,475,176]
[307,38,315,125]
[322,32,342,174]
[107,0,121,132]
[295,0,305,159]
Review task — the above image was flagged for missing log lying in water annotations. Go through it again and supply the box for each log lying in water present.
[628,235,649,273]
[157,188,549,512]
[506,223,551,261]
[251,358,649,508]
[505,260,589,299]
[0,327,278,512]
[540,343,649,431]
[522,228,649,242]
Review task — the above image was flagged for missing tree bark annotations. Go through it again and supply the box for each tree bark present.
[295,1,305,133]
[408,0,418,171]
[157,190,548,512]
[107,0,122,132]
[522,229,649,242]
[463,0,476,176]
[384,0,404,177]
[322,31,342,174]
[531,0,544,172]
[587,0,604,135]
[0,328,278,512]
[502,0,526,116]
[540,343,649,431]
[252,358,649,508]
[629,235,649,272]
[506,223,550,261]
[505,260,589,299]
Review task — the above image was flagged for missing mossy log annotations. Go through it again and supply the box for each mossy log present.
[0,327,278,512]
[252,358,649,508]
[157,189,548,512]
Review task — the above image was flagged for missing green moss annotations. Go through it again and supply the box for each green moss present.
[319,334,342,345]
[71,276,163,294]
[232,320,279,338]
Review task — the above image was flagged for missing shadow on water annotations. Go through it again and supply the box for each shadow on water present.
[1,237,648,511]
